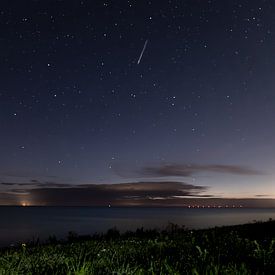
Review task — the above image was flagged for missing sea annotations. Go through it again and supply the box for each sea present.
[1,206,275,247]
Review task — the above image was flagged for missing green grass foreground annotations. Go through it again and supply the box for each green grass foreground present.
[1,220,275,275]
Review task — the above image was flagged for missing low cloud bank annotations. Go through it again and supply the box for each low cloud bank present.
[0,163,268,206]
[139,163,263,177]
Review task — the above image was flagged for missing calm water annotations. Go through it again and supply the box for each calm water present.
[1,206,275,247]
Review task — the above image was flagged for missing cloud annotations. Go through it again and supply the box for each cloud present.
[30,181,209,205]
[0,180,274,207]
[0,181,72,188]
[19,182,72,188]
[0,163,266,206]
[139,163,262,177]
[0,182,16,186]
[0,181,209,206]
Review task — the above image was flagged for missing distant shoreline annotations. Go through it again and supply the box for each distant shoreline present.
[1,205,275,208]
[1,218,274,250]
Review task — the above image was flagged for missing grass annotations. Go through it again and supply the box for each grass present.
[1,220,275,274]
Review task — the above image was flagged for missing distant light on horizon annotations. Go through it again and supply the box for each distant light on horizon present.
[21,202,30,207]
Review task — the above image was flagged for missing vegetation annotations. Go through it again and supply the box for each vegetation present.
[1,220,275,274]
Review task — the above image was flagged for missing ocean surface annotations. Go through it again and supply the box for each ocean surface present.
[1,206,275,247]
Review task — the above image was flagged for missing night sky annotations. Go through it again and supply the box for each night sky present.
[1,0,275,206]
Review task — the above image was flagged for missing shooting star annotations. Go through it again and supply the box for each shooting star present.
[137,39,148,65]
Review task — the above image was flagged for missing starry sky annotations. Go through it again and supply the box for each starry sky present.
[1,0,275,206]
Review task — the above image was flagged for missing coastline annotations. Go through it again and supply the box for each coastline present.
[1,220,275,274]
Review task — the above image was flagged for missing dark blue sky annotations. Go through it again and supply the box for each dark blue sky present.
[0,0,275,205]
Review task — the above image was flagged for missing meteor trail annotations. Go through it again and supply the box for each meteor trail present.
[137,39,148,64]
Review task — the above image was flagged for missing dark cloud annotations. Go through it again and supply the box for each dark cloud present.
[0,182,16,186]
[19,182,72,188]
[0,164,266,206]
[17,183,39,186]
[0,181,274,207]
[139,163,262,177]
[1,181,72,188]
[29,181,209,205]
[0,181,209,206]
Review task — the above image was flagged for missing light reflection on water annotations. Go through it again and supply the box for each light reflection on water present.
[1,206,275,246]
